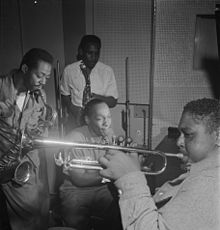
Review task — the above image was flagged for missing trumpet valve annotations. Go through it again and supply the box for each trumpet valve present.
[125,137,133,146]
[117,136,125,146]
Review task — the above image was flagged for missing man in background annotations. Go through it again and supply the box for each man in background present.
[61,35,118,133]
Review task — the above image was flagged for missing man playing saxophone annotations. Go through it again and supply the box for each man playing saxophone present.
[0,48,54,230]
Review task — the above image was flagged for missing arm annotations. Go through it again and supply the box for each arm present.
[0,77,14,117]
[99,152,165,230]
[99,151,219,230]
[67,168,103,187]
[64,130,104,187]
[115,172,168,230]
[93,66,118,108]
[60,66,82,117]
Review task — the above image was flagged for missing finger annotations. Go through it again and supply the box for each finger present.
[99,156,110,167]
[131,141,138,147]
[104,149,119,159]
[104,153,116,161]
[99,168,113,179]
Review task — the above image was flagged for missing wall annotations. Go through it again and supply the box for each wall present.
[87,0,218,148]
[0,0,23,74]
[62,0,86,65]
[87,0,153,146]
[152,0,217,146]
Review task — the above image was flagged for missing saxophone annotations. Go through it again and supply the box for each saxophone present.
[0,90,57,185]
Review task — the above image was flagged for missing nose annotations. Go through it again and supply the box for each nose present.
[40,76,47,85]
[103,118,111,127]
[91,52,99,62]
[176,132,184,150]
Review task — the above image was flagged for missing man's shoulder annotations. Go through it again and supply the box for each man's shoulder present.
[0,71,12,79]
[96,61,113,72]
[63,61,81,79]
[66,126,88,141]
[64,61,80,71]
[0,72,13,86]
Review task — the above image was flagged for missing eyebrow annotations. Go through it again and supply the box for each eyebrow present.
[38,71,51,77]
[179,127,193,133]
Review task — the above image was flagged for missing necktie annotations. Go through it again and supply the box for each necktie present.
[80,62,92,107]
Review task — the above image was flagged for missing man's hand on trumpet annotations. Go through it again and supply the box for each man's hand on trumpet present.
[99,150,141,180]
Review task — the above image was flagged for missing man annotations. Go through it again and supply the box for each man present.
[60,34,118,132]
[59,99,122,230]
[0,48,54,230]
[99,98,220,230]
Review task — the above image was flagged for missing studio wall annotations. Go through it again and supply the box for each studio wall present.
[86,0,219,148]
[153,0,217,146]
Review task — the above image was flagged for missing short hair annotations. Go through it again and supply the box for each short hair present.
[183,98,220,133]
[79,35,101,51]
[83,98,107,118]
[19,48,53,70]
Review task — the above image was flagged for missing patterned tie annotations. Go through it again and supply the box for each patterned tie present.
[80,62,92,107]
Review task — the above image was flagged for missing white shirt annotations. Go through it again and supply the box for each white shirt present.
[60,61,118,107]
[16,93,26,111]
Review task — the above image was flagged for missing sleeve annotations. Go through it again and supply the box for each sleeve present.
[0,100,14,117]
[0,77,14,117]
[115,171,168,230]
[60,67,71,96]
[105,67,118,99]
[115,172,219,230]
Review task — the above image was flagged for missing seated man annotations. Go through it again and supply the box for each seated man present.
[99,98,220,230]
[59,99,122,230]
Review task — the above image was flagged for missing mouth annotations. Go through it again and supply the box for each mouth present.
[88,62,97,67]
[33,85,42,89]
[178,148,190,163]
[100,127,111,136]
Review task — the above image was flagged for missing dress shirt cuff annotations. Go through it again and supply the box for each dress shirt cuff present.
[115,171,151,199]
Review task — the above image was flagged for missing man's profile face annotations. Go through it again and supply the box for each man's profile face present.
[82,43,100,70]
[25,60,52,91]
[86,102,112,137]
[177,112,218,162]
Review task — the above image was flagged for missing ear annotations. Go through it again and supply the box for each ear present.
[84,116,89,125]
[21,64,28,74]
[77,48,83,60]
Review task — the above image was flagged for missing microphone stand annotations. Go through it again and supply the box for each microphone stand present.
[122,57,131,139]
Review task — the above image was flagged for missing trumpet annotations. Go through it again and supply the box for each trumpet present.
[22,137,185,175]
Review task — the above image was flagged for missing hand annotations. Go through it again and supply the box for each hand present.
[99,150,141,180]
